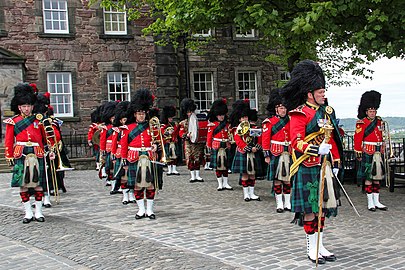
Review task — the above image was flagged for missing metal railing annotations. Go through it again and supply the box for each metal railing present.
[62,132,94,159]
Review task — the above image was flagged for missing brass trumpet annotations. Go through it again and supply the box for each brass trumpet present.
[149,116,167,164]
[236,120,252,144]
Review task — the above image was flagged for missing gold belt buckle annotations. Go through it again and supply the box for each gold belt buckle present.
[26,141,33,146]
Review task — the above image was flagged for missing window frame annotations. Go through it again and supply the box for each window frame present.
[47,72,74,117]
[236,70,259,110]
[233,26,258,40]
[107,72,131,101]
[192,29,212,38]
[42,0,69,34]
[103,4,128,35]
[191,71,216,112]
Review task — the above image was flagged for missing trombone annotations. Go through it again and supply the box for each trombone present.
[149,116,168,164]
[382,120,394,187]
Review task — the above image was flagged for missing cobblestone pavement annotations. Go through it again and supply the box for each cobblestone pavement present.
[1,167,405,270]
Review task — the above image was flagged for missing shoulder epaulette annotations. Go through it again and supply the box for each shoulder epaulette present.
[356,119,364,124]
[207,122,216,127]
[289,105,306,116]
[112,127,120,132]
[262,118,270,124]
[3,118,15,125]
[101,125,108,130]
[377,116,382,120]
[120,125,129,130]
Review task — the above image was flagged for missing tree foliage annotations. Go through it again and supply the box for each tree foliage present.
[92,0,405,86]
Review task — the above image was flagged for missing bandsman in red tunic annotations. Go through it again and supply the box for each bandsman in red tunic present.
[99,101,118,184]
[262,89,291,213]
[230,100,262,201]
[354,90,387,211]
[88,106,102,171]
[161,105,180,176]
[4,83,57,223]
[206,98,233,191]
[178,98,206,182]
[121,89,158,219]
[280,60,343,264]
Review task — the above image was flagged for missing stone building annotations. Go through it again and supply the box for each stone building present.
[0,0,286,137]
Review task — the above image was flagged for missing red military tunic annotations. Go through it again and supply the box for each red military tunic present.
[161,122,179,144]
[87,123,98,142]
[262,116,290,157]
[99,124,114,153]
[354,117,383,155]
[206,121,230,150]
[289,103,340,170]
[120,122,154,163]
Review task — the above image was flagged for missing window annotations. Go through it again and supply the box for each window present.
[280,71,290,81]
[235,27,257,38]
[237,71,258,109]
[192,29,212,38]
[107,72,130,101]
[43,0,69,34]
[47,72,73,117]
[103,5,127,35]
[193,72,214,111]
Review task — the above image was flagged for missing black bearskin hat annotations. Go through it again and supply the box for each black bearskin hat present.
[129,88,154,115]
[249,109,258,122]
[266,88,284,116]
[101,101,117,124]
[280,60,326,111]
[180,98,197,120]
[91,106,102,123]
[112,101,130,127]
[357,90,381,119]
[229,99,250,127]
[149,107,160,120]
[33,92,51,115]
[207,98,228,122]
[10,83,37,115]
[161,105,176,124]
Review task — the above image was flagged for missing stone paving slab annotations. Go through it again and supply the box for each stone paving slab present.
[1,167,405,269]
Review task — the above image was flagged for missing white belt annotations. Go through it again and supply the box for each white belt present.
[129,147,152,151]
[213,138,229,142]
[364,141,382,146]
[271,140,290,146]
[107,140,112,143]
[16,142,39,147]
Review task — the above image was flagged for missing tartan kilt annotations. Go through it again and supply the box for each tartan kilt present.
[232,151,261,174]
[210,146,229,169]
[105,152,113,171]
[267,155,280,181]
[357,151,384,184]
[291,166,321,214]
[11,147,46,188]
[113,158,122,179]
[164,142,180,161]
[127,151,155,188]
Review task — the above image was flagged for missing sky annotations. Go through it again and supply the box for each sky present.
[326,57,405,119]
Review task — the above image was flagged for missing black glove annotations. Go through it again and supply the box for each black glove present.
[244,145,253,152]
[121,159,128,166]
[255,144,263,151]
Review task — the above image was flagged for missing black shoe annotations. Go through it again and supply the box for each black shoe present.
[110,190,119,195]
[61,186,67,193]
[22,217,34,224]
[284,208,291,212]
[323,254,337,262]
[276,208,284,213]
[167,173,173,176]
[368,207,376,212]
[43,203,52,208]
[376,206,388,211]
[35,217,45,222]
[217,187,224,191]
[147,214,156,219]
[172,172,180,176]
[308,256,326,264]
[196,179,204,182]
[122,201,129,205]
[251,197,261,201]
[135,214,146,219]
[244,198,251,202]
[189,179,197,183]
[223,187,233,191]
[105,183,111,187]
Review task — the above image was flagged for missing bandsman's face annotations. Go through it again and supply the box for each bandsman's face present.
[240,116,249,122]
[309,88,326,105]
[366,109,377,119]
[18,104,33,116]
[276,105,287,117]
[217,115,225,121]
[120,117,127,125]
[135,111,146,122]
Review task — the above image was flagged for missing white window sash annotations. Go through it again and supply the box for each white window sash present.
[103,6,127,35]
[192,72,214,111]
[237,71,258,109]
[192,29,212,38]
[47,72,73,117]
[107,72,131,101]
[235,28,256,38]
[43,0,69,34]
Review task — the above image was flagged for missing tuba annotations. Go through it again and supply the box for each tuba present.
[236,120,252,144]
[149,116,167,164]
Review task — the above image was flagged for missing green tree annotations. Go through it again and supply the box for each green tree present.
[92,0,405,85]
